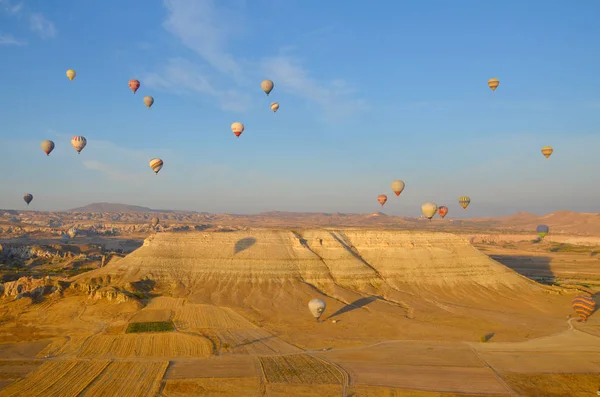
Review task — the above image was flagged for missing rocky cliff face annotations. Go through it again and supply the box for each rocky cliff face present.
[0,276,69,300]
[74,229,542,293]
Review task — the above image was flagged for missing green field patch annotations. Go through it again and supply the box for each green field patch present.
[126,321,175,333]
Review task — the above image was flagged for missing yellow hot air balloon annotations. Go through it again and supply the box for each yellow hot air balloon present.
[270,102,279,112]
[144,96,154,108]
[459,196,471,210]
[488,78,499,91]
[421,202,437,221]
[66,69,76,81]
[231,122,244,138]
[541,146,553,159]
[261,80,274,95]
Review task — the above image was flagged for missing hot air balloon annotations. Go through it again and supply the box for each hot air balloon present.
[270,102,279,112]
[459,196,471,210]
[143,96,154,108]
[23,193,33,206]
[66,69,76,81]
[488,78,499,91]
[41,140,55,156]
[377,194,388,206]
[149,158,163,175]
[71,136,87,154]
[541,146,553,159]
[536,224,549,239]
[129,79,141,94]
[67,227,78,239]
[231,122,244,138]
[391,180,405,197]
[571,295,596,322]
[308,298,326,322]
[151,217,159,227]
[438,206,448,219]
[261,80,274,95]
[421,202,437,221]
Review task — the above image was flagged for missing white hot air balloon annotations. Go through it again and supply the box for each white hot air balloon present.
[231,122,244,138]
[308,298,326,322]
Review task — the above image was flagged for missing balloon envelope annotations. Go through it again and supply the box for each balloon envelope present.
[421,202,437,220]
[261,80,274,95]
[270,102,279,112]
[536,224,549,238]
[129,79,141,94]
[488,78,499,91]
[308,298,326,320]
[541,146,553,159]
[438,206,448,218]
[149,158,163,174]
[572,295,596,322]
[41,140,55,156]
[391,180,405,196]
[458,196,471,210]
[231,122,244,137]
[66,69,76,81]
[377,194,388,206]
[143,96,154,108]
[23,193,33,205]
[71,136,87,153]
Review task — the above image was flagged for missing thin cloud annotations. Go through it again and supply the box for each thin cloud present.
[29,13,56,39]
[0,0,57,39]
[163,0,245,81]
[259,55,368,119]
[146,0,365,119]
[143,57,253,113]
[0,33,25,45]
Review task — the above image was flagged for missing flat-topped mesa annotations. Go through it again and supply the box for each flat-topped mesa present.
[74,229,537,292]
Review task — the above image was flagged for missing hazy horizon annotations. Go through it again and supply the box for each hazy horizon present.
[1,1,599,217]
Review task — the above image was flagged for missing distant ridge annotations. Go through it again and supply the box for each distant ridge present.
[66,202,197,214]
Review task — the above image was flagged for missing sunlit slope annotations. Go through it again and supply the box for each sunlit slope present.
[77,229,539,289]
[62,229,575,345]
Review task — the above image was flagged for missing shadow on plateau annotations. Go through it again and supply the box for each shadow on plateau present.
[488,254,554,284]
[326,296,380,320]
[234,237,257,254]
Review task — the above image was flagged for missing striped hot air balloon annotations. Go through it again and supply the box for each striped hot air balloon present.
[377,194,387,206]
[149,158,163,175]
[459,196,471,210]
[71,136,87,154]
[572,295,596,322]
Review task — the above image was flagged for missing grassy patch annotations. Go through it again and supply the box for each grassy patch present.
[125,321,175,334]
[548,242,600,254]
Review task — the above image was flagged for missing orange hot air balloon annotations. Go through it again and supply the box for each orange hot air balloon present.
[572,295,596,322]
[129,79,141,94]
[377,194,388,206]
[438,206,448,219]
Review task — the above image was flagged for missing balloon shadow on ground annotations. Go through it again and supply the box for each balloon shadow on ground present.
[326,296,381,320]
[234,237,257,255]
[487,254,555,284]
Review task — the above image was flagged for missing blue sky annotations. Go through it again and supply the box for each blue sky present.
[1,0,599,217]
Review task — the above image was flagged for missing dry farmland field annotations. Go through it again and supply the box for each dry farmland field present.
[258,354,343,384]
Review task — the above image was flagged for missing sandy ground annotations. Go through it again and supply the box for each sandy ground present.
[0,230,599,396]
